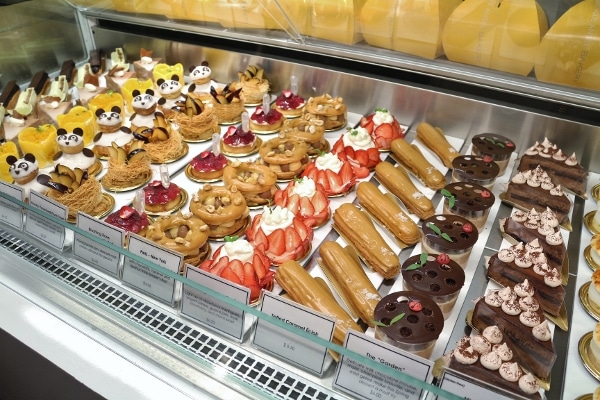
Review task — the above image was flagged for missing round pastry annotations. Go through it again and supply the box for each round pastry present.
[332,126,381,178]
[303,94,347,131]
[249,105,284,133]
[258,136,309,180]
[471,133,515,175]
[236,65,269,105]
[143,180,183,213]
[451,155,500,189]
[273,177,330,228]
[145,211,210,269]
[246,205,313,265]
[273,89,306,118]
[373,291,444,359]
[101,142,152,190]
[359,107,404,151]
[188,150,229,181]
[189,184,250,239]
[200,236,274,303]
[301,152,356,197]
[280,117,327,157]
[105,205,149,236]
[222,161,278,207]
[421,214,479,265]
[221,125,257,155]
[401,252,465,319]
[440,182,496,231]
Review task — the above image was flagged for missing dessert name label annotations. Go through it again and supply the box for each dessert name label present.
[333,331,434,400]
[181,265,248,342]
[25,190,67,251]
[73,212,124,276]
[253,292,334,376]
[0,181,25,229]
[122,235,183,305]
[439,369,514,400]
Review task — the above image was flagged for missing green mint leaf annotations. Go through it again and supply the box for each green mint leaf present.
[372,320,389,327]
[427,222,441,235]
[224,235,239,242]
[375,107,388,113]
[420,252,428,264]
[441,189,455,209]
[441,233,453,242]
[405,263,421,271]
[389,313,406,326]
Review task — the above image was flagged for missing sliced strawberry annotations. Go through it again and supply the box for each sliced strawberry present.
[268,229,286,256]
[298,196,315,217]
[229,259,245,281]
[311,189,329,213]
[285,193,301,215]
[220,267,243,285]
[292,218,312,241]
[338,162,355,186]
[374,123,394,139]
[353,150,369,167]
[252,253,269,280]
[284,227,302,252]
[208,255,230,276]
[243,262,259,286]
[315,170,330,193]
[359,117,374,134]
[246,214,262,240]
[353,165,370,179]
[331,139,345,155]
[252,228,269,249]
[367,148,381,165]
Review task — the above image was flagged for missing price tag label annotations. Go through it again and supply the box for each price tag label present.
[181,265,249,342]
[0,181,25,230]
[122,234,183,305]
[25,190,67,251]
[439,369,513,400]
[252,292,334,376]
[333,331,434,400]
[73,212,124,276]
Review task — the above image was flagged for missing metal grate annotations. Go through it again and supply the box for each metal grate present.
[0,228,342,400]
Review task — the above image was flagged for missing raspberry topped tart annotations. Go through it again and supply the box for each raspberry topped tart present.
[200,236,274,303]
[105,205,149,236]
[359,107,404,151]
[221,124,259,156]
[246,205,313,265]
[143,180,184,214]
[273,89,306,118]
[188,149,229,182]
[273,177,330,228]
[301,152,356,197]
[249,104,284,133]
[332,126,381,177]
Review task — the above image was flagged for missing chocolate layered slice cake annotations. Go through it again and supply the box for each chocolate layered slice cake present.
[504,166,571,225]
[487,241,565,316]
[519,137,587,197]
[501,208,566,271]
[446,326,541,398]
[472,284,556,380]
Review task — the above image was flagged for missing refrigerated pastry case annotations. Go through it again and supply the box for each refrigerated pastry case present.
[2,1,600,399]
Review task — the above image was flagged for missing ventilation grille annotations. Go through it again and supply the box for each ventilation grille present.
[0,228,342,400]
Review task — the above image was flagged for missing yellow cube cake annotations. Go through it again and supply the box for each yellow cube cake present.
[18,124,59,168]
[0,141,20,183]
[56,105,96,146]
[87,90,125,119]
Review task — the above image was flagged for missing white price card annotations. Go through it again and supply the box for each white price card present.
[439,369,518,400]
[252,292,334,376]
[333,330,435,400]
[181,265,249,342]
[122,234,183,305]
[73,212,125,276]
[0,181,25,230]
[25,190,67,251]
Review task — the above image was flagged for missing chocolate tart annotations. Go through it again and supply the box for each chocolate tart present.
[451,155,500,189]
[441,182,495,231]
[421,214,478,265]
[471,133,515,175]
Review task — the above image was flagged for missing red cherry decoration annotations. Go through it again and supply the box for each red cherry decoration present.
[462,223,474,233]
[506,141,515,148]
[436,253,450,264]
[481,190,491,198]
[409,300,422,312]
[483,155,494,163]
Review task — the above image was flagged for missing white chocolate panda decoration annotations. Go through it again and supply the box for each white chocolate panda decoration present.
[129,88,158,128]
[54,127,96,171]
[156,75,185,110]
[93,106,132,155]
[187,61,212,93]
[6,153,46,199]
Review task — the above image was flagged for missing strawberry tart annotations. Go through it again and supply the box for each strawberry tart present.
[302,152,356,197]
[105,205,149,236]
[359,108,404,151]
[200,236,274,303]
[246,205,313,265]
[143,180,183,214]
[249,105,284,133]
[221,125,258,156]
[273,177,330,228]
[273,89,306,118]
[332,126,381,177]
[188,150,229,181]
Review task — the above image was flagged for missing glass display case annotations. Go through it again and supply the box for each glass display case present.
[1,1,600,399]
